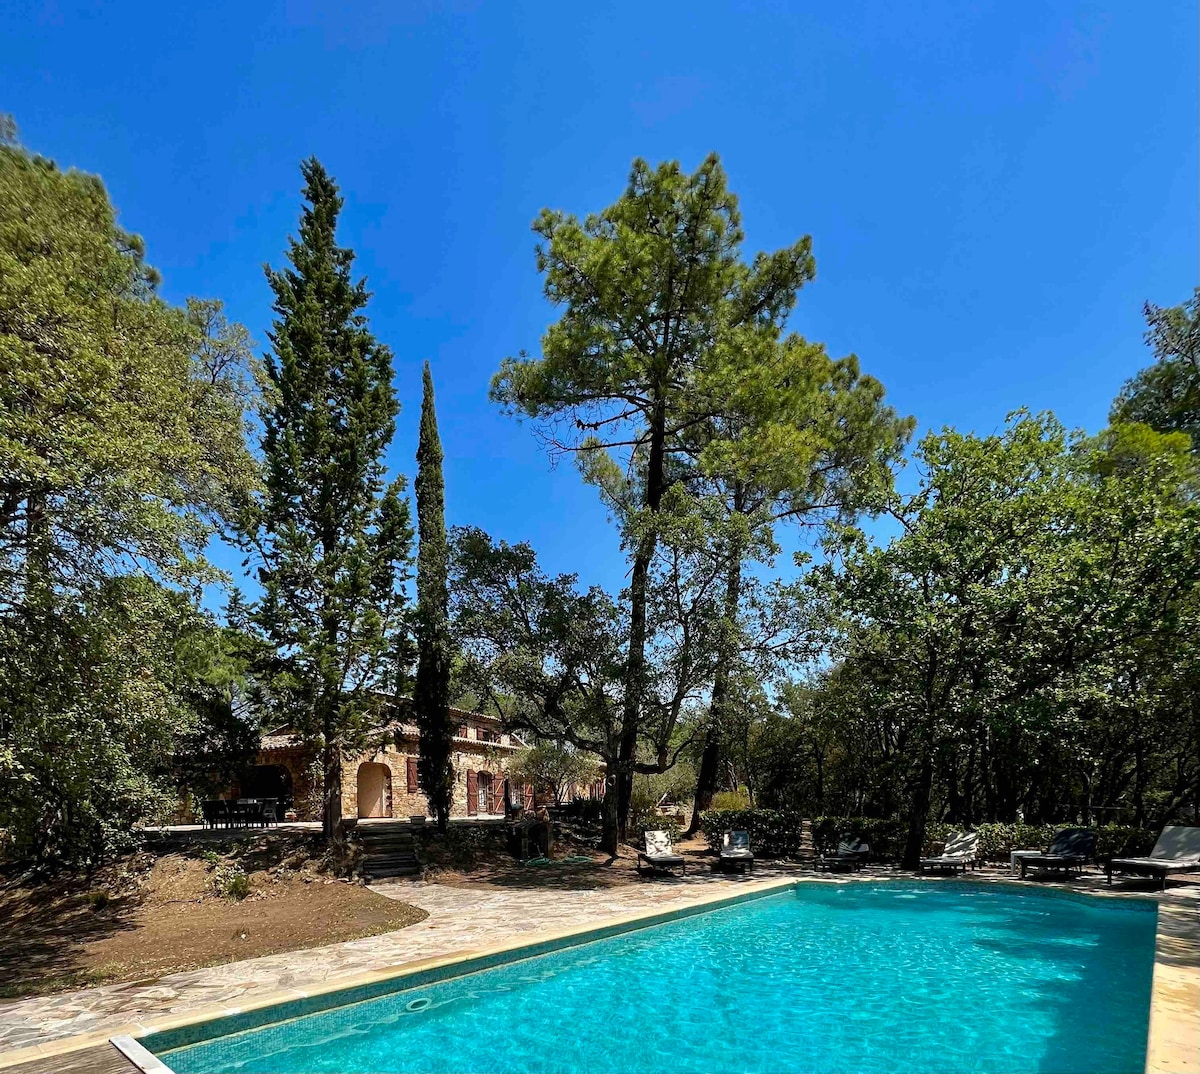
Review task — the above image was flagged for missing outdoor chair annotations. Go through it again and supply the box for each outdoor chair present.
[200,801,222,829]
[816,837,870,872]
[719,829,754,873]
[237,799,267,827]
[919,830,980,874]
[1014,828,1095,880]
[207,800,232,828]
[637,830,687,877]
[1107,825,1200,889]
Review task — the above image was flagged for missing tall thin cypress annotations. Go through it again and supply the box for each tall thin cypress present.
[413,361,454,831]
[251,158,412,841]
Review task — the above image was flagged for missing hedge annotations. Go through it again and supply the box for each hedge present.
[699,809,1159,863]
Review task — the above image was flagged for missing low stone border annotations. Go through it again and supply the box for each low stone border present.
[1146,894,1200,1074]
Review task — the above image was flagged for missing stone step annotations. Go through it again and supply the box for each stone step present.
[357,820,423,880]
[366,863,420,879]
[359,824,416,834]
[363,852,420,879]
[360,839,416,852]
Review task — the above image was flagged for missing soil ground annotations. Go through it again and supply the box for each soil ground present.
[421,826,719,889]
[0,830,426,1000]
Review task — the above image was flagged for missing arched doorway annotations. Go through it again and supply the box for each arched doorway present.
[357,762,393,819]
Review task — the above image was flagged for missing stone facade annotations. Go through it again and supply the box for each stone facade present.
[253,707,528,821]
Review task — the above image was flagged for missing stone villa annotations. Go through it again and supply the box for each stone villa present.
[234,704,602,821]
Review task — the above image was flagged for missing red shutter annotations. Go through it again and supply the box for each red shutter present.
[523,784,534,809]
[406,756,418,793]
[466,770,478,816]
[499,779,509,815]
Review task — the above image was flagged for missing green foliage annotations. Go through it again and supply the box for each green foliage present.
[699,808,808,857]
[0,130,259,867]
[709,790,751,811]
[811,817,906,858]
[209,859,251,900]
[450,527,627,776]
[508,742,599,805]
[929,823,1157,863]
[805,411,1200,866]
[413,363,454,831]
[702,810,1160,863]
[243,159,413,840]
[1111,291,1200,450]
[492,154,830,850]
[628,786,681,847]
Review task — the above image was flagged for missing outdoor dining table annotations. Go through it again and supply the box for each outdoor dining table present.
[200,797,279,828]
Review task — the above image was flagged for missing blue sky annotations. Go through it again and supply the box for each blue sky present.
[4,1,1196,598]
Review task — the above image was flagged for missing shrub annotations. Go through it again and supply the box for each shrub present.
[811,817,908,859]
[210,860,251,900]
[941,823,1157,862]
[699,810,1161,863]
[709,790,751,812]
[699,808,806,857]
[557,798,603,825]
[627,787,681,846]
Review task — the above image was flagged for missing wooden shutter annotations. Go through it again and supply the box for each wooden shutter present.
[466,770,478,815]
[406,756,418,793]
[523,784,534,809]
[499,779,509,815]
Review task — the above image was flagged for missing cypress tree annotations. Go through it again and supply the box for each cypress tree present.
[251,158,412,841]
[413,361,455,831]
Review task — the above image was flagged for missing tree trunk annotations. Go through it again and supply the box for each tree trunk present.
[687,732,721,835]
[600,770,620,856]
[615,400,668,840]
[321,738,342,841]
[686,523,744,834]
[901,749,934,870]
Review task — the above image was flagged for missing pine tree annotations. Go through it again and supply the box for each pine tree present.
[251,158,412,841]
[413,361,455,831]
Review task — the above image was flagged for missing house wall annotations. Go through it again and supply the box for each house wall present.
[248,714,544,822]
[340,740,517,820]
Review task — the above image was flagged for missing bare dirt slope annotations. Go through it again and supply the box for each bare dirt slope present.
[0,832,426,1000]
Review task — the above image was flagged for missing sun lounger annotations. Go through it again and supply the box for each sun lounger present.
[719,829,754,873]
[919,830,979,874]
[638,829,686,877]
[1107,825,1200,889]
[817,837,870,872]
[1015,828,1095,879]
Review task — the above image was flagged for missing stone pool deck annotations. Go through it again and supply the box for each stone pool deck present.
[0,864,1195,1074]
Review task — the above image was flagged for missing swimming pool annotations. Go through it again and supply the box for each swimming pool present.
[151,881,1157,1074]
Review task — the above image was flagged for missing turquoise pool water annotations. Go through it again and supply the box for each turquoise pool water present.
[159,882,1157,1074]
